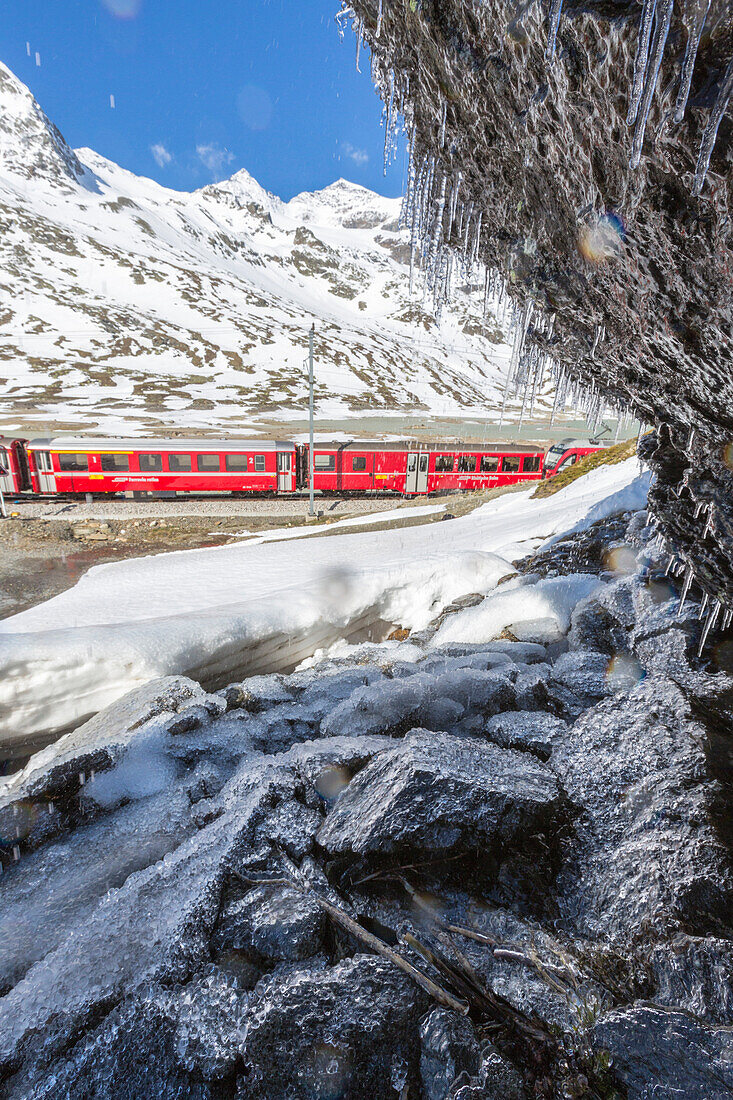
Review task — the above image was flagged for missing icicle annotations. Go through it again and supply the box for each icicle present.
[549,377,561,429]
[674,0,711,122]
[692,55,733,195]
[627,0,658,125]
[697,599,720,656]
[700,591,709,616]
[679,564,694,611]
[630,0,674,169]
[383,72,395,175]
[471,210,483,273]
[376,0,383,39]
[723,608,733,630]
[687,426,696,450]
[355,24,361,72]
[439,99,447,149]
[447,172,462,239]
[546,0,564,61]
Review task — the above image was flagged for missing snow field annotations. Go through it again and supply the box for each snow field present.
[0,458,650,746]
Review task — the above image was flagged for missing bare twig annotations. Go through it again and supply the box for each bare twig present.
[314,894,470,1015]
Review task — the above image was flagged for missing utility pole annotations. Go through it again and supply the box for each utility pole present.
[308,324,315,517]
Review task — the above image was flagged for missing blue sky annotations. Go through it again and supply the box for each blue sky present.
[1,0,407,199]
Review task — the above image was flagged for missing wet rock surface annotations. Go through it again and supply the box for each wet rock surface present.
[1,509,732,1098]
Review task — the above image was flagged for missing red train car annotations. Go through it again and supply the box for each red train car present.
[25,438,298,495]
[542,438,603,478]
[0,437,29,494]
[303,441,544,496]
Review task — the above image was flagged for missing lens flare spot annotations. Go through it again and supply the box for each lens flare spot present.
[578,212,626,264]
[603,543,638,575]
[314,765,352,802]
[606,653,645,690]
[646,579,676,605]
[410,889,444,921]
[236,85,273,132]
[101,0,141,16]
[712,639,733,673]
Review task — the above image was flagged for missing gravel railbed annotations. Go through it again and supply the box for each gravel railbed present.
[7,496,403,521]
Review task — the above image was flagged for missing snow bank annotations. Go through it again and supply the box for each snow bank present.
[0,458,649,746]
[434,574,602,646]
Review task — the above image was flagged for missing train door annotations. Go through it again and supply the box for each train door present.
[0,446,13,493]
[277,452,293,492]
[416,453,429,494]
[35,450,55,492]
[406,452,429,494]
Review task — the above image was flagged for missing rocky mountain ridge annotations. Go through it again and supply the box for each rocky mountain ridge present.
[0,61,522,435]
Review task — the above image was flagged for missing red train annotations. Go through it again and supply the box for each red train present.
[0,435,600,499]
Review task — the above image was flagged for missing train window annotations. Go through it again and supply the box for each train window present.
[480,455,499,473]
[37,451,53,472]
[435,455,453,472]
[458,455,477,473]
[314,454,335,471]
[139,453,163,472]
[197,454,220,472]
[100,454,130,472]
[254,455,266,472]
[58,453,89,472]
[225,454,248,471]
[522,455,541,473]
[352,456,367,471]
[168,454,192,472]
[502,456,520,473]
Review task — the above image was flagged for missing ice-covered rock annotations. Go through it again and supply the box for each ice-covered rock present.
[317,729,563,869]
[419,1008,481,1100]
[648,935,733,1024]
[240,954,428,1098]
[484,711,568,760]
[211,884,325,963]
[593,1003,733,1100]
[552,676,733,943]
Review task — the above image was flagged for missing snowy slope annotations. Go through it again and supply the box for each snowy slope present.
[0,61,526,435]
[0,459,650,744]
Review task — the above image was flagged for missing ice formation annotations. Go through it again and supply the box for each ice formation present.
[340,0,733,624]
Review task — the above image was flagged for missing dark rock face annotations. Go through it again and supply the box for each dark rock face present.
[345,0,733,606]
[593,1003,733,1100]
[316,728,563,868]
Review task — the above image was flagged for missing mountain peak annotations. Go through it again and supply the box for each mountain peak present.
[286,177,401,229]
[200,166,278,213]
[0,62,85,189]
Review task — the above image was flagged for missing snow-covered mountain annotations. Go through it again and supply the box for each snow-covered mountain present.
[0,62,521,435]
